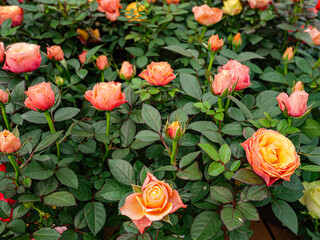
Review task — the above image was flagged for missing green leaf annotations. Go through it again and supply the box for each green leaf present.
[300,165,320,172]
[227,96,253,119]
[84,202,106,236]
[272,200,298,234]
[179,151,201,168]
[208,162,225,176]
[55,168,78,189]
[236,202,259,221]
[232,169,264,185]
[176,162,202,181]
[188,121,218,132]
[125,47,144,56]
[260,72,286,83]
[180,73,202,100]
[136,56,148,68]
[96,179,131,201]
[198,143,219,161]
[18,193,40,202]
[54,107,80,122]
[210,186,233,203]
[241,185,269,202]
[0,201,11,218]
[33,227,61,240]
[85,44,104,64]
[221,123,243,136]
[219,144,231,164]
[120,119,136,147]
[163,45,194,57]
[43,191,76,207]
[74,210,88,229]
[141,104,161,133]
[230,160,241,172]
[35,177,59,196]
[21,111,47,124]
[34,131,63,152]
[109,159,135,186]
[220,205,245,231]
[23,161,54,180]
[7,219,26,233]
[300,119,320,138]
[235,52,264,62]
[190,211,222,240]
[295,57,312,75]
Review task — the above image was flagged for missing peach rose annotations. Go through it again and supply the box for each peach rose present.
[78,50,88,64]
[305,27,320,45]
[166,0,180,4]
[24,82,55,111]
[97,0,123,21]
[295,81,303,91]
[139,62,176,86]
[96,55,109,71]
[0,90,8,104]
[0,130,21,154]
[241,129,300,186]
[0,6,24,27]
[208,34,224,52]
[192,5,223,26]
[165,121,183,140]
[277,81,308,117]
[282,47,293,61]
[120,61,135,80]
[247,0,271,9]
[120,172,187,234]
[212,70,232,95]
[0,42,4,63]
[232,33,242,47]
[2,43,42,73]
[219,60,250,91]
[47,45,64,61]
[84,82,127,111]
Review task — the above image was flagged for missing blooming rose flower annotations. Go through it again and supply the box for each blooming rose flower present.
[120,172,187,234]
[0,130,21,154]
[282,47,293,61]
[305,27,320,45]
[139,62,176,86]
[0,6,24,27]
[96,55,109,71]
[120,61,135,80]
[24,82,55,111]
[299,181,320,219]
[0,192,16,222]
[78,50,88,64]
[84,82,127,111]
[166,0,180,4]
[240,129,300,186]
[166,121,183,140]
[0,89,8,104]
[125,2,146,22]
[208,34,224,52]
[47,45,64,61]
[0,42,4,63]
[212,70,232,95]
[247,0,271,9]
[232,33,242,47]
[219,60,250,91]
[97,0,123,22]
[192,5,223,26]
[2,43,42,73]
[223,0,242,16]
[277,81,308,117]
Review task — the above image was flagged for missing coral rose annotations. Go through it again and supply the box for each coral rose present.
[0,42,4,63]
[120,172,187,234]
[139,62,176,86]
[166,0,180,4]
[305,27,320,45]
[192,5,223,26]
[0,6,24,27]
[219,60,250,91]
[120,61,135,80]
[96,55,109,71]
[97,0,123,22]
[282,46,293,61]
[232,33,242,48]
[223,0,242,16]
[241,129,300,186]
[247,0,271,9]
[84,82,127,111]
[299,181,320,219]
[24,82,55,111]
[47,45,64,61]
[0,130,21,154]
[208,34,224,52]
[212,70,232,95]
[277,81,308,117]
[0,89,8,104]
[79,50,88,64]
[2,43,42,73]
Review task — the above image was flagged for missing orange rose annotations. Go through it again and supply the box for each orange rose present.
[166,0,180,4]
[96,55,109,71]
[240,129,300,186]
[282,47,293,61]
[84,82,127,111]
[232,33,242,48]
[0,42,4,63]
[47,45,64,61]
[2,43,42,73]
[97,0,123,21]
[0,130,21,154]
[120,61,135,80]
[0,89,8,104]
[78,50,88,64]
[0,6,24,27]
[24,82,55,111]
[192,5,223,26]
[120,172,187,234]
[208,34,224,52]
[139,62,176,86]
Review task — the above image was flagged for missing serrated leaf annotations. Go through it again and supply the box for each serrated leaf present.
[33,227,61,240]
[109,159,135,186]
[43,191,76,207]
[141,104,161,134]
[210,186,233,203]
[55,168,78,189]
[220,205,245,231]
[84,202,106,236]
[236,202,259,221]
[272,200,298,234]
[232,169,264,185]
[191,211,222,240]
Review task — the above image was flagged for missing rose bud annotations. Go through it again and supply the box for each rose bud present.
[120,172,187,234]
[277,81,309,118]
[55,76,65,86]
[0,42,4,63]
[0,89,8,104]
[96,0,123,22]
[222,0,242,16]
[24,82,55,111]
[247,0,271,9]
[192,5,223,26]
[2,43,42,73]
[120,61,135,80]
[294,81,303,91]
[219,60,250,91]
[304,27,320,45]
[232,33,242,48]
[299,181,320,219]
[240,129,300,186]
[139,62,176,86]
[96,55,109,71]
[47,45,64,61]
[0,6,24,27]
[208,34,224,52]
[282,47,293,61]
[84,82,127,111]
[0,130,21,154]
[166,0,180,4]
[212,70,232,96]
[78,50,88,64]
[165,121,184,140]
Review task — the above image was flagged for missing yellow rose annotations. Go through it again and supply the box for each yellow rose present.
[299,181,320,219]
[222,0,242,16]
[125,2,146,22]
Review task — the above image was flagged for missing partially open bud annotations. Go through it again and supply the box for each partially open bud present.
[165,121,184,140]
[55,76,65,86]
[79,50,88,64]
[47,45,64,61]
[0,89,8,104]
[212,70,232,96]
[208,34,224,52]
[120,61,135,80]
[0,130,21,154]
[283,47,294,61]
[96,55,109,71]
[232,33,242,48]
[0,42,4,63]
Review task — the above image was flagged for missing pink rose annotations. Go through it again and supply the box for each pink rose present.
[305,27,320,45]
[0,6,24,27]
[96,55,109,71]
[212,70,232,95]
[2,43,42,73]
[0,42,4,63]
[0,89,8,104]
[0,130,21,154]
[97,0,123,21]
[24,82,55,111]
[247,0,271,9]
[47,46,64,61]
[192,5,223,26]
[120,61,135,80]
[219,60,250,91]
[78,50,88,64]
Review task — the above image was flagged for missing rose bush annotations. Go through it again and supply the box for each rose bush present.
[0,0,320,239]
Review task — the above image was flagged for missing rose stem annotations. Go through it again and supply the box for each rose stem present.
[101,71,105,82]
[1,104,11,131]
[199,26,207,41]
[8,154,20,187]
[44,111,60,161]
[170,139,178,165]
[102,111,111,162]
